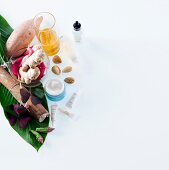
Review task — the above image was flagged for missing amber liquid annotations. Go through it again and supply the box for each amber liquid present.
[38,28,60,56]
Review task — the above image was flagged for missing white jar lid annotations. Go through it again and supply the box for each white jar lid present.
[45,79,64,96]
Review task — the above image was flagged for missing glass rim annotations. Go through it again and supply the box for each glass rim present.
[33,12,56,31]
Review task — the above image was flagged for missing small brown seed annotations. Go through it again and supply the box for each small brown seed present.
[52,65,61,75]
[62,66,72,73]
[64,77,75,84]
[52,55,62,64]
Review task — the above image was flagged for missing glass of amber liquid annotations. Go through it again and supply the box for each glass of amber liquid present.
[33,12,60,56]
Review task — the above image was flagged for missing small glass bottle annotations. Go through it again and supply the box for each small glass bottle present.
[72,21,82,42]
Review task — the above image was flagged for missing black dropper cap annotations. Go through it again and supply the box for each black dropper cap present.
[73,21,81,31]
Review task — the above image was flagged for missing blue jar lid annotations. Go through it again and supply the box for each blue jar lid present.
[44,79,66,101]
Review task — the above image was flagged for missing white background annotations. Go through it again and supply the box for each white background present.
[1,0,169,170]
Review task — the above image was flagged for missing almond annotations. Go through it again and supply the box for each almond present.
[64,77,75,84]
[52,65,61,75]
[62,66,72,73]
[52,55,62,64]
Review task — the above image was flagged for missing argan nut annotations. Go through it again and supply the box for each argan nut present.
[52,65,61,75]
[64,77,75,84]
[62,66,72,73]
[52,55,62,64]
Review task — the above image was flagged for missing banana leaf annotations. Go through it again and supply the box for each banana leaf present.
[0,15,49,151]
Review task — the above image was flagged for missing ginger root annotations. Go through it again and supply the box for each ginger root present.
[19,67,40,84]
[32,44,42,51]
[19,45,45,84]
[22,48,45,69]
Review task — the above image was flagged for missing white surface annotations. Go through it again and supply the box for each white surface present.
[1,0,169,170]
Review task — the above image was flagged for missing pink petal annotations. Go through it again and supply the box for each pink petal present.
[23,47,34,56]
[47,127,55,132]
[38,137,44,144]
[11,104,27,115]
[9,116,17,126]
[19,117,32,129]
[31,96,41,105]
[20,87,31,103]
[37,62,46,80]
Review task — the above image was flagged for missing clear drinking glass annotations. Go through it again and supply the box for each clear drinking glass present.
[33,12,60,56]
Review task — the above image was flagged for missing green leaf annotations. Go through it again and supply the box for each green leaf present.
[0,84,49,151]
[0,14,13,39]
[0,15,50,151]
[0,15,13,63]
[0,33,6,64]
[31,85,45,99]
